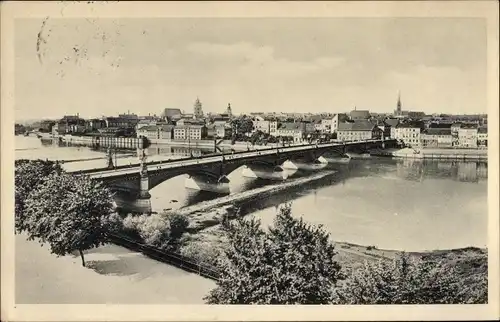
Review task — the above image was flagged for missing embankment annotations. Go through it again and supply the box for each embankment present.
[171,170,337,231]
[372,147,488,161]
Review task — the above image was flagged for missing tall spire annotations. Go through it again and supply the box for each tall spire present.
[396,90,402,115]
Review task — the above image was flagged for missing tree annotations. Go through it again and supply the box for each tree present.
[204,204,343,304]
[22,173,115,267]
[15,159,63,233]
[334,253,474,304]
[231,115,254,137]
[266,204,342,304]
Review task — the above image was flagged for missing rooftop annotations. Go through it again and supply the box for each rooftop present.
[423,128,452,136]
[429,122,452,129]
[278,122,305,131]
[338,120,375,131]
[478,127,487,134]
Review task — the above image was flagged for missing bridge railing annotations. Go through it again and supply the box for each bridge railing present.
[72,138,393,174]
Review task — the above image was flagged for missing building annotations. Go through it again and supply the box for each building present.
[331,113,349,133]
[304,122,317,136]
[477,126,487,147]
[206,124,229,139]
[104,116,139,129]
[269,119,279,136]
[136,119,160,131]
[253,118,271,134]
[337,120,383,142]
[136,125,174,142]
[315,113,348,134]
[137,125,161,141]
[421,128,453,148]
[384,118,400,138]
[86,119,106,132]
[394,121,425,148]
[176,118,205,127]
[173,124,207,141]
[206,124,217,138]
[193,97,204,119]
[55,115,86,134]
[39,120,56,133]
[457,124,478,148]
[276,122,306,143]
[320,119,332,133]
[451,122,462,147]
[428,122,453,129]
[162,108,182,121]
[349,108,371,121]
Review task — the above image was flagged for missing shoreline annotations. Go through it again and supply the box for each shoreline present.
[372,147,488,161]
[181,224,487,272]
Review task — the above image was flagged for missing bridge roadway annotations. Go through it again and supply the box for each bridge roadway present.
[72,139,393,179]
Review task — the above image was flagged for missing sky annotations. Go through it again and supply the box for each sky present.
[14,17,487,121]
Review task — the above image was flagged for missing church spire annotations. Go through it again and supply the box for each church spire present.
[396,90,402,115]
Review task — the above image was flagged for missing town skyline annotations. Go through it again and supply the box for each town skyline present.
[15,17,487,121]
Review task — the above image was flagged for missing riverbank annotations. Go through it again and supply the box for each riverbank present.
[179,223,487,275]
[372,147,488,161]
[169,170,337,231]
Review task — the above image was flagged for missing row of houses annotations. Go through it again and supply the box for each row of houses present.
[395,121,488,149]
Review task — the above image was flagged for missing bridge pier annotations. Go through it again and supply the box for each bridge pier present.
[185,174,230,194]
[135,153,152,213]
[242,164,288,180]
[282,158,328,171]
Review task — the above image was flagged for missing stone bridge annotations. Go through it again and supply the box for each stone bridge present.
[71,139,397,212]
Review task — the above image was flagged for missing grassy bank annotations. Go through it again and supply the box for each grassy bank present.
[178,224,487,268]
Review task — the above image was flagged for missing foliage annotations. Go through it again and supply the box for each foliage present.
[22,172,115,266]
[179,236,226,268]
[103,212,124,234]
[249,130,278,145]
[334,252,486,304]
[266,204,343,303]
[204,204,343,304]
[168,213,190,241]
[15,159,63,233]
[122,212,189,250]
[231,115,255,136]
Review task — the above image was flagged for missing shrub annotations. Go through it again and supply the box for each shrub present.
[122,212,189,250]
[334,252,484,304]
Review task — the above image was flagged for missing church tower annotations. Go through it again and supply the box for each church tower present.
[194,97,204,119]
[395,91,402,116]
[226,103,232,119]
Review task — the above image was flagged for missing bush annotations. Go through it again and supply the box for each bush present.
[179,239,225,268]
[334,252,486,304]
[122,212,189,250]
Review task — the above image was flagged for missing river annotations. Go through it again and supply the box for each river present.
[15,136,488,252]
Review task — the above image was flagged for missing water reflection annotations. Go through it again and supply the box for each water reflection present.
[393,159,487,183]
